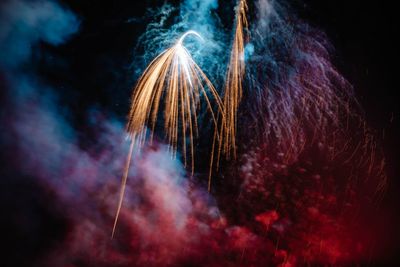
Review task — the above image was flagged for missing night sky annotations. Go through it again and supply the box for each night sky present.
[0,0,399,266]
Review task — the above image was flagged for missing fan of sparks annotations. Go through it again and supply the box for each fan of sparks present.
[112,31,223,237]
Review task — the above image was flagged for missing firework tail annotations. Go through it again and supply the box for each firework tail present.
[111,140,135,238]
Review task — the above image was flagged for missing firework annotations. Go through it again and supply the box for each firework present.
[112,31,223,237]
[208,0,248,191]
[219,0,248,159]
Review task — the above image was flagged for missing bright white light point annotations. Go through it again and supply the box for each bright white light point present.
[176,45,192,87]
[175,31,203,88]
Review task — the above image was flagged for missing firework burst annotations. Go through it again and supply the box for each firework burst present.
[112,30,223,237]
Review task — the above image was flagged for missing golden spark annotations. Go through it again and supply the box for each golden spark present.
[112,30,223,237]
[220,0,248,159]
[208,0,248,191]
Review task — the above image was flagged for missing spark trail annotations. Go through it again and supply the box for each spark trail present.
[220,0,248,159]
[208,0,248,191]
[112,31,223,237]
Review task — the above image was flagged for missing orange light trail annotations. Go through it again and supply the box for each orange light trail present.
[219,0,248,159]
[208,0,248,191]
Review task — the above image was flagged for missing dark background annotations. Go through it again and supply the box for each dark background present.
[41,0,398,179]
[1,0,399,265]
[39,0,399,185]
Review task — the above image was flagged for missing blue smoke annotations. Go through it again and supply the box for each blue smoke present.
[0,0,81,190]
[0,0,79,70]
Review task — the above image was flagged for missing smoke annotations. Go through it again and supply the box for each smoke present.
[0,1,233,266]
[0,0,79,69]
[0,0,213,265]
[0,0,80,196]
[221,0,387,265]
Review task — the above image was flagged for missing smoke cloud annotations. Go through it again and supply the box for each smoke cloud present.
[0,0,79,69]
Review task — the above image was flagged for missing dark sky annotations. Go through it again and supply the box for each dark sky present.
[37,0,399,166]
[41,0,398,145]
[45,0,398,197]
